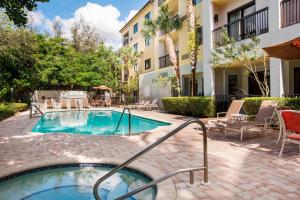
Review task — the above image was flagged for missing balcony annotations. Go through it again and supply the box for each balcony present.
[213,8,269,47]
[159,51,179,69]
[281,0,300,27]
[123,38,129,46]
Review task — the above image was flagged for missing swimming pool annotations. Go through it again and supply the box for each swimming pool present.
[31,110,170,135]
[0,163,156,200]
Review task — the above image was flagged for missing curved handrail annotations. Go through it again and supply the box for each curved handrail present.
[93,119,208,200]
[113,108,131,136]
[30,104,44,118]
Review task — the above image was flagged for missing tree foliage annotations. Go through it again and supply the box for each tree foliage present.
[71,17,103,53]
[0,22,121,101]
[0,28,39,101]
[210,28,269,97]
[0,0,49,26]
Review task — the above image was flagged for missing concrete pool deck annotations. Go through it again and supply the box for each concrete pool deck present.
[0,108,300,199]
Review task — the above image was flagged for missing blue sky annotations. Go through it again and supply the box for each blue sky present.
[30,0,149,48]
[37,0,148,21]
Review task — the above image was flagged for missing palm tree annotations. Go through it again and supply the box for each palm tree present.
[118,46,141,101]
[186,0,199,96]
[119,46,141,79]
[142,5,182,95]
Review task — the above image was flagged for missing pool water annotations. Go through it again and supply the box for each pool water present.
[31,110,170,135]
[0,164,156,200]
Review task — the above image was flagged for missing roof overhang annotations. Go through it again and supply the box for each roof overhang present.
[263,37,300,60]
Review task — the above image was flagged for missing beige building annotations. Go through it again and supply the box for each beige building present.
[120,0,203,104]
[120,0,300,105]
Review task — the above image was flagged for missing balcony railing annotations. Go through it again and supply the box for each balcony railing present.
[281,0,300,27]
[159,51,179,69]
[213,7,269,47]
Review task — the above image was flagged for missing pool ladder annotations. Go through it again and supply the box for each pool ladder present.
[93,119,208,200]
[29,104,44,118]
[113,108,131,136]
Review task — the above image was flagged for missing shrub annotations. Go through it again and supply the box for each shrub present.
[162,97,215,117]
[242,97,300,115]
[0,103,28,121]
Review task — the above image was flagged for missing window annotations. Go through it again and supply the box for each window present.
[145,59,151,70]
[192,0,201,5]
[145,37,151,47]
[145,12,151,20]
[197,26,203,45]
[133,23,138,33]
[123,32,129,46]
[133,43,138,52]
[134,64,138,72]
[228,1,256,40]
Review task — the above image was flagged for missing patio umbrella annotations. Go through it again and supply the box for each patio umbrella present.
[263,37,300,60]
[92,85,113,91]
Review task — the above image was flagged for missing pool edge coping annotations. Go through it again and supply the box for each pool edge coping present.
[0,158,177,200]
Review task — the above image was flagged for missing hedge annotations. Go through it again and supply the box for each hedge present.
[162,97,215,117]
[242,97,300,115]
[0,103,28,121]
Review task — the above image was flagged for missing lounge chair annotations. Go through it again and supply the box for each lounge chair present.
[46,99,54,109]
[208,100,244,130]
[60,99,68,109]
[136,100,150,110]
[218,100,277,141]
[70,98,77,109]
[147,99,159,111]
[83,98,90,108]
[278,110,300,157]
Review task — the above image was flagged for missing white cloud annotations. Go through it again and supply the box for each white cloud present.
[29,2,137,49]
[125,10,138,22]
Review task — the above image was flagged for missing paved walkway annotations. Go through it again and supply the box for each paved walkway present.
[0,109,300,200]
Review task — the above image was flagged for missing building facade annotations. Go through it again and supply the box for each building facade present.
[120,0,300,105]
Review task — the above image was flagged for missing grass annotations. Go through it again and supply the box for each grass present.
[0,103,28,121]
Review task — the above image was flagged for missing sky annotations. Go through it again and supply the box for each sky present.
[29,0,149,48]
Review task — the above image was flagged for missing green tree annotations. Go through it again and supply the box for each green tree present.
[186,0,200,96]
[211,28,269,96]
[71,17,103,53]
[0,0,49,26]
[0,28,38,101]
[142,5,182,95]
[118,46,141,96]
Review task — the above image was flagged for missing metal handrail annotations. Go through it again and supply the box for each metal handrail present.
[93,119,208,200]
[29,104,44,118]
[113,108,131,136]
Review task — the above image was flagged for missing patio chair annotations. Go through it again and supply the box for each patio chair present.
[136,100,150,110]
[208,100,244,130]
[70,98,77,109]
[275,106,292,145]
[221,100,277,141]
[83,98,90,109]
[147,98,159,111]
[46,99,54,109]
[278,110,300,157]
[60,99,68,109]
[105,99,112,107]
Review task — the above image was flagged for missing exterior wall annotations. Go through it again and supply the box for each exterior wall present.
[120,2,154,76]
[207,0,300,97]
[121,0,300,99]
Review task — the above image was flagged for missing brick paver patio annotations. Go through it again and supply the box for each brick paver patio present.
[0,109,300,199]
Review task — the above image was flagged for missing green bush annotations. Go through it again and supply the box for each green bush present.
[162,97,215,117]
[0,103,28,121]
[242,97,300,115]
